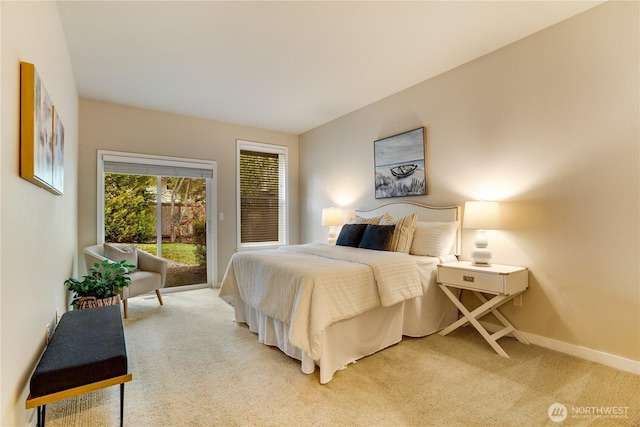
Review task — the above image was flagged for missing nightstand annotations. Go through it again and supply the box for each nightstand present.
[437,261,529,357]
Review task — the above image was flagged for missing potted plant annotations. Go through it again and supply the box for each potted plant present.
[65,259,135,309]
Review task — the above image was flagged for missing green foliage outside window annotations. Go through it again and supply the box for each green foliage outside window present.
[104,174,156,243]
[193,219,207,266]
[239,150,281,243]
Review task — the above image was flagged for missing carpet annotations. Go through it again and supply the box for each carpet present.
[43,288,639,426]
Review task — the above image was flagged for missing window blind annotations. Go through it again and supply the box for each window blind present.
[104,159,214,179]
[239,149,286,244]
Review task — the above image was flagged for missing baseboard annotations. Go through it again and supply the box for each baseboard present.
[160,283,210,294]
[478,321,640,375]
[522,331,640,375]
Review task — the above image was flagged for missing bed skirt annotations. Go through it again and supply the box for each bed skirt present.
[226,284,458,384]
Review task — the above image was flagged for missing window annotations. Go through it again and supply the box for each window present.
[237,140,287,249]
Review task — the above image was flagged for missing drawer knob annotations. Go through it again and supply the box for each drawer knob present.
[463,275,475,283]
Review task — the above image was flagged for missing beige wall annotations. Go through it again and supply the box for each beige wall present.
[300,2,639,364]
[1,2,79,425]
[78,99,299,283]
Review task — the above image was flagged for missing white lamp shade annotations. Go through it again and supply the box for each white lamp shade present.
[321,207,343,227]
[463,201,501,230]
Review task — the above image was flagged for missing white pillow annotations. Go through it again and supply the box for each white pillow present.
[409,221,458,257]
[104,243,138,271]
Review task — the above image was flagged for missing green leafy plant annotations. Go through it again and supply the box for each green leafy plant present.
[193,219,207,266]
[65,259,135,306]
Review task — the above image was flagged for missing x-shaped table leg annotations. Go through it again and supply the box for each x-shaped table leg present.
[438,284,529,357]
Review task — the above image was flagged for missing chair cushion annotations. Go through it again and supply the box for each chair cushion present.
[122,271,162,299]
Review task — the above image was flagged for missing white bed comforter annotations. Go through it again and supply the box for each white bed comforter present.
[219,244,422,359]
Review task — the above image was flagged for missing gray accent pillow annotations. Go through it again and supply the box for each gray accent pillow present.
[336,224,368,247]
[358,225,396,251]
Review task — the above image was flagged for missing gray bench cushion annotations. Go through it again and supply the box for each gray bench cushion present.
[29,305,128,397]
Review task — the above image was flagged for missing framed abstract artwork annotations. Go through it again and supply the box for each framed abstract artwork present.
[51,106,64,194]
[374,127,426,199]
[20,62,63,195]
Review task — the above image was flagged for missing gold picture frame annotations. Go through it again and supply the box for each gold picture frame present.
[20,61,63,195]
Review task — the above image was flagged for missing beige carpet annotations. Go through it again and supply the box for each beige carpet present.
[43,288,639,427]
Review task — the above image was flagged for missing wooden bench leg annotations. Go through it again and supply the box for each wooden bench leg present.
[156,290,163,306]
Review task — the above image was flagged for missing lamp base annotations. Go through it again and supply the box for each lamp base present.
[471,248,492,266]
[327,226,337,245]
[471,230,492,266]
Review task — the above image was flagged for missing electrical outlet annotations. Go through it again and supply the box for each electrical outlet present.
[56,308,61,326]
[45,323,51,345]
[513,294,523,307]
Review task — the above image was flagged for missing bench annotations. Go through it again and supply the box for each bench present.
[26,305,132,427]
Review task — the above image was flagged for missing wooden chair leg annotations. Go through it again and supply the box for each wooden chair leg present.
[156,290,164,306]
[123,299,128,319]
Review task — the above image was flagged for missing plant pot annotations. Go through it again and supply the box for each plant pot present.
[76,295,121,310]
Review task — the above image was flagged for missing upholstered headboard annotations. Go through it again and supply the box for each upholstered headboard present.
[354,201,460,256]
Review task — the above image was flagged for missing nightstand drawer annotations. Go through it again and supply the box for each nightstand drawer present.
[438,268,505,293]
[437,263,528,295]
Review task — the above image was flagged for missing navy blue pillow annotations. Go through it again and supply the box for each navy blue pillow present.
[358,225,396,251]
[336,224,368,247]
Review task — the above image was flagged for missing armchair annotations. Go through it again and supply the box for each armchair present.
[83,244,168,318]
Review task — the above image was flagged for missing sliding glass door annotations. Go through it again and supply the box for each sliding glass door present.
[99,151,216,288]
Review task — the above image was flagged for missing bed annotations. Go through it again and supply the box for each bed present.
[219,202,461,383]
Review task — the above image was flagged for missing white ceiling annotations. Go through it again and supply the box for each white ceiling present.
[57,1,603,135]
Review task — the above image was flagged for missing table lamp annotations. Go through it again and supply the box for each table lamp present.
[463,201,501,266]
[322,207,343,244]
